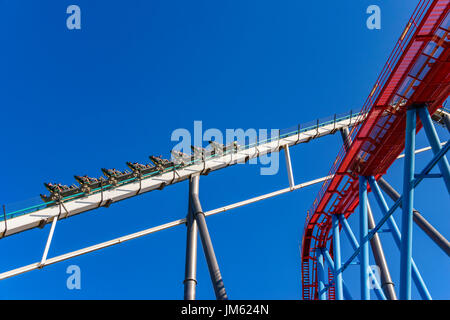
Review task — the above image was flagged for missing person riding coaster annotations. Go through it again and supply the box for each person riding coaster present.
[74,175,105,194]
[170,150,193,165]
[126,161,159,176]
[149,155,174,171]
[101,168,134,186]
[41,182,80,202]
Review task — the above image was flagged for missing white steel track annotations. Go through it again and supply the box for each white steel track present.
[0,113,365,239]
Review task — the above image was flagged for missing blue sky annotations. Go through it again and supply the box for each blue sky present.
[0,0,448,299]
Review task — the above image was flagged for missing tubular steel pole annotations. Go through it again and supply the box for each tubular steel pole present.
[443,113,450,133]
[400,108,416,300]
[190,175,228,300]
[417,106,450,193]
[368,177,432,300]
[340,127,396,299]
[359,176,370,300]
[39,216,58,267]
[322,248,353,300]
[283,145,295,189]
[316,249,327,300]
[337,214,386,300]
[184,190,198,300]
[339,127,352,150]
[332,214,344,300]
[366,203,397,300]
[377,177,450,257]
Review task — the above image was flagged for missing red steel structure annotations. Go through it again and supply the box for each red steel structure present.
[301,0,450,300]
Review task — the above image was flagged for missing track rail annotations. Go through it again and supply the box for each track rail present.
[0,111,365,239]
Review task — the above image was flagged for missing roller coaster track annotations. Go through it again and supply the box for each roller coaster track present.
[1,0,449,300]
[301,0,450,300]
[1,111,366,239]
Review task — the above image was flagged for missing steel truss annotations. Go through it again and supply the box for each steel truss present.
[317,106,449,300]
[302,0,449,300]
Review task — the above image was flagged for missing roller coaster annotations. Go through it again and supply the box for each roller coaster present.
[1,0,449,300]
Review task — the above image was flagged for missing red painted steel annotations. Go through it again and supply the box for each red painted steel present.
[301,0,450,300]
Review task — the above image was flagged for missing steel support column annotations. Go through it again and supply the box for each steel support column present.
[338,214,386,300]
[39,215,58,267]
[368,176,432,300]
[322,248,353,300]
[283,145,295,189]
[338,144,448,295]
[332,214,344,300]
[339,127,352,150]
[417,106,450,194]
[184,188,198,300]
[443,113,450,133]
[366,203,397,299]
[340,126,396,299]
[359,176,370,300]
[400,108,416,300]
[190,175,228,300]
[316,249,327,300]
[378,177,450,257]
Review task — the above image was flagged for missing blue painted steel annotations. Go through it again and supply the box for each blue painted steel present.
[359,176,370,300]
[368,176,432,300]
[332,214,344,300]
[417,106,450,194]
[339,215,359,248]
[338,214,387,300]
[322,248,353,300]
[338,142,449,277]
[316,249,327,300]
[400,108,416,300]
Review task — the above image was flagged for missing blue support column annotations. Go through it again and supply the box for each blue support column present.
[368,176,432,300]
[317,249,327,300]
[400,108,416,300]
[417,106,450,194]
[322,248,353,300]
[338,214,387,300]
[332,214,344,300]
[359,176,370,300]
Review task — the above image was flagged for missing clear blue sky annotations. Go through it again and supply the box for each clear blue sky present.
[0,0,448,299]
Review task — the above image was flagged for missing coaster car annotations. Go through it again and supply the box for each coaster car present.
[101,168,134,185]
[191,146,206,159]
[149,155,174,171]
[40,182,80,202]
[170,150,193,165]
[74,175,106,194]
[126,161,158,175]
[208,141,239,155]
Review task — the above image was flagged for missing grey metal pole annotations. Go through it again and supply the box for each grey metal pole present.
[339,127,397,300]
[184,189,198,300]
[190,175,228,300]
[339,127,352,151]
[378,177,450,257]
[443,114,450,133]
[366,202,397,299]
